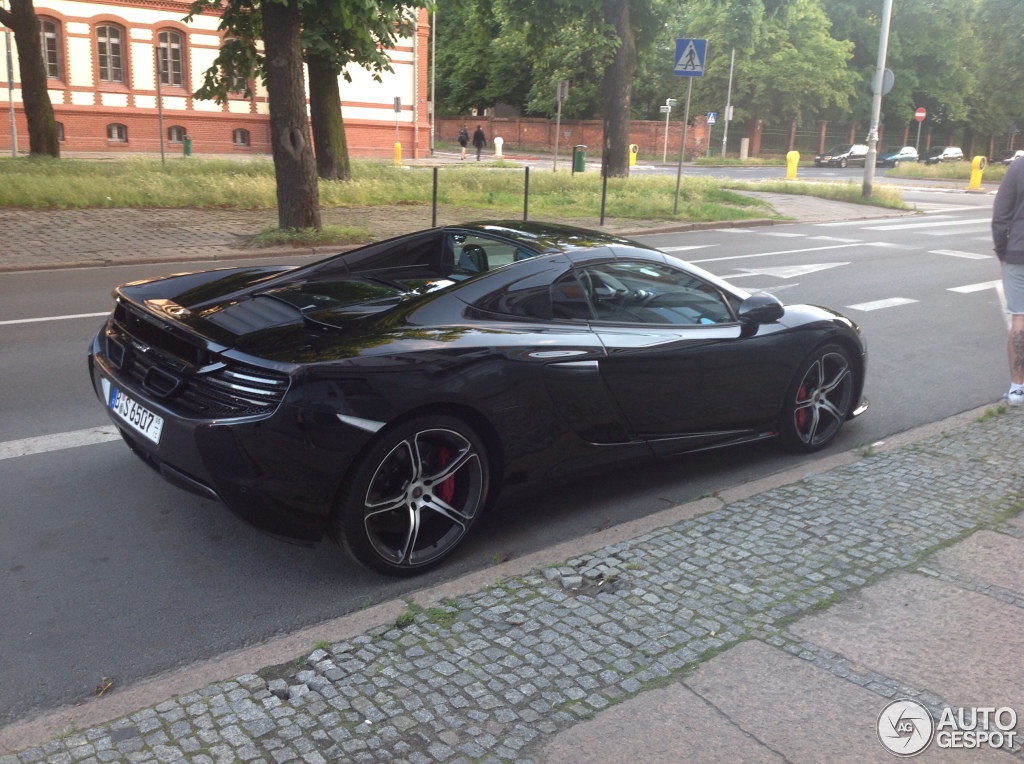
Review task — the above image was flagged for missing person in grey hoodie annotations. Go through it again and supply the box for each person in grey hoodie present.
[992,154,1024,405]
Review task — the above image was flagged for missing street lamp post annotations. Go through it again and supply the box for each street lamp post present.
[863,0,894,198]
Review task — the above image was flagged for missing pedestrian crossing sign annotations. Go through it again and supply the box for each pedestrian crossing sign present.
[674,38,707,77]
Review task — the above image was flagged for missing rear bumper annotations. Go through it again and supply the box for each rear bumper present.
[89,333,373,542]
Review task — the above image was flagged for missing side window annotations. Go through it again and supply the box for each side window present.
[578,261,735,326]
[474,270,591,322]
[96,25,123,83]
[40,18,61,80]
[157,30,184,87]
[447,233,531,278]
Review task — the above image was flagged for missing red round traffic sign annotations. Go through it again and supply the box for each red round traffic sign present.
[915,107,926,122]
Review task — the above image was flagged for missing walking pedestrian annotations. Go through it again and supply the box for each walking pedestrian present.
[458,125,469,160]
[992,152,1024,404]
[472,125,487,161]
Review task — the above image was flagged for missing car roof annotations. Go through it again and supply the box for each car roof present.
[447,220,658,256]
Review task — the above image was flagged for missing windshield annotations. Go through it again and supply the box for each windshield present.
[826,145,852,153]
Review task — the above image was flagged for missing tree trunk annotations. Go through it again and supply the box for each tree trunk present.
[1,0,59,157]
[307,53,351,182]
[601,0,634,178]
[261,0,320,229]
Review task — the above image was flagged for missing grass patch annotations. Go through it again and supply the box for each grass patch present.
[395,601,423,628]
[975,403,1008,422]
[247,224,372,248]
[0,155,887,223]
[425,606,458,628]
[886,161,1006,183]
[727,179,908,210]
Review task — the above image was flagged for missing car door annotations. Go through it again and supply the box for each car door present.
[578,258,791,450]
[461,257,631,445]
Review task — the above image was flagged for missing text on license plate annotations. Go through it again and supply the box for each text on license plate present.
[109,385,164,444]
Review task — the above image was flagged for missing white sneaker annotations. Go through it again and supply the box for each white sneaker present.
[1008,388,1024,406]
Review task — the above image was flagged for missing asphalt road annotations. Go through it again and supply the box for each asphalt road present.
[0,189,1006,727]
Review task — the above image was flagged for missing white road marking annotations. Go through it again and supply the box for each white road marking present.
[659,245,717,252]
[0,425,121,461]
[756,232,805,237]
[691,241,869,264]
[861,217,991,231]
[0,311,108,326]
[923,206,985,213]
[949,280,1001,293]
[733,262,849,279]
[920,227,991,236]
[929,250,992,260]
[810,236,861,243]
[719,229,755,233]
[846,297,918,311]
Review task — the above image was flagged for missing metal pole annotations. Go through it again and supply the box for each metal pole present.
[430,10,435,154]
[4,20,16,157]
[523,166,529,221]
[431,166,438,227]
[599,170,608,226]
[553,98,562,171]
[722,48,735,159]
[862,0,893,198]
[155,48,165,164]
[673,78,693,215]
[915,120,922,152]
[662,106,670,163]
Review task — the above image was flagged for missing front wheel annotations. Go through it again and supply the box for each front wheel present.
[335,415,489,576]
[839,158,848,168]
[779,343,856,453]
[892,160,900,168]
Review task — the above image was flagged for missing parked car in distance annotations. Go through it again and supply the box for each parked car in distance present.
[992,150,1024,165]
[923,146,964,164]
[877,146,919,168]
[814,143,869,168]
[88,221,868,576]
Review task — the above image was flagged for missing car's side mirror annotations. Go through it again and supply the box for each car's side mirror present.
[737,293,784,325]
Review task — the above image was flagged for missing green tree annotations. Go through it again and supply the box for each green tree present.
[189,0,320,229]
[0,0,60,156]
[681,0,855,129]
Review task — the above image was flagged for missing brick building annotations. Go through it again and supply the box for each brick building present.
[0,1,431,157]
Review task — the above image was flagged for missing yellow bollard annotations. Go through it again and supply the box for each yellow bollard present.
[969,155,987,190]
[394,142,402,166]
[628,144,638,167]
[786,150,800,180]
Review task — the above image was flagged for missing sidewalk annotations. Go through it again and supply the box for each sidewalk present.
[1,404,1022,763]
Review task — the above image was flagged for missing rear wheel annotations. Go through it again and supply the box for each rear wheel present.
[779,343,856,453]
[336,415,489,576]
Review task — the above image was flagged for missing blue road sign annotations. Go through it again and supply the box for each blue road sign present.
[674,39,707,77]
[707,112,717,125]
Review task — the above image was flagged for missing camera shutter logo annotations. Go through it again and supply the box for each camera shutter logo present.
[877,699,934,756]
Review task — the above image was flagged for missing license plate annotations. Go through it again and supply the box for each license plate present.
[107,382,164,444]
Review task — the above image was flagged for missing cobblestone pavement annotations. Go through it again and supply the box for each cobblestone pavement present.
[3,407,1021,764]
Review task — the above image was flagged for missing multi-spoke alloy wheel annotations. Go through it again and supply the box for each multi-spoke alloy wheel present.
[780,343,856,453]
[337,415,488,575]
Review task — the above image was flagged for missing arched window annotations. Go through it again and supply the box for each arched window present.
[157,30,183,87]
[167,126,185,143]
[233,128,250,147]
[55,122,65,141]
[39,19,61,80]
[96,25,123,83]
[107,123,127,142]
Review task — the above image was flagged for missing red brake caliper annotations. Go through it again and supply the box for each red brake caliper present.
[795,384,808,429]
[436,446,456,504]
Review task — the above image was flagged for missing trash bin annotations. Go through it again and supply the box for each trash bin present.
[572,144,587,174]
[628,144,638,166]
[183,135,193,157]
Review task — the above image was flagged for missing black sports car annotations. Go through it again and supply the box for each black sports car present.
[88,222,867,575]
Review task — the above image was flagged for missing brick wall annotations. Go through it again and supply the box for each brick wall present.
[437,116,712,159]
